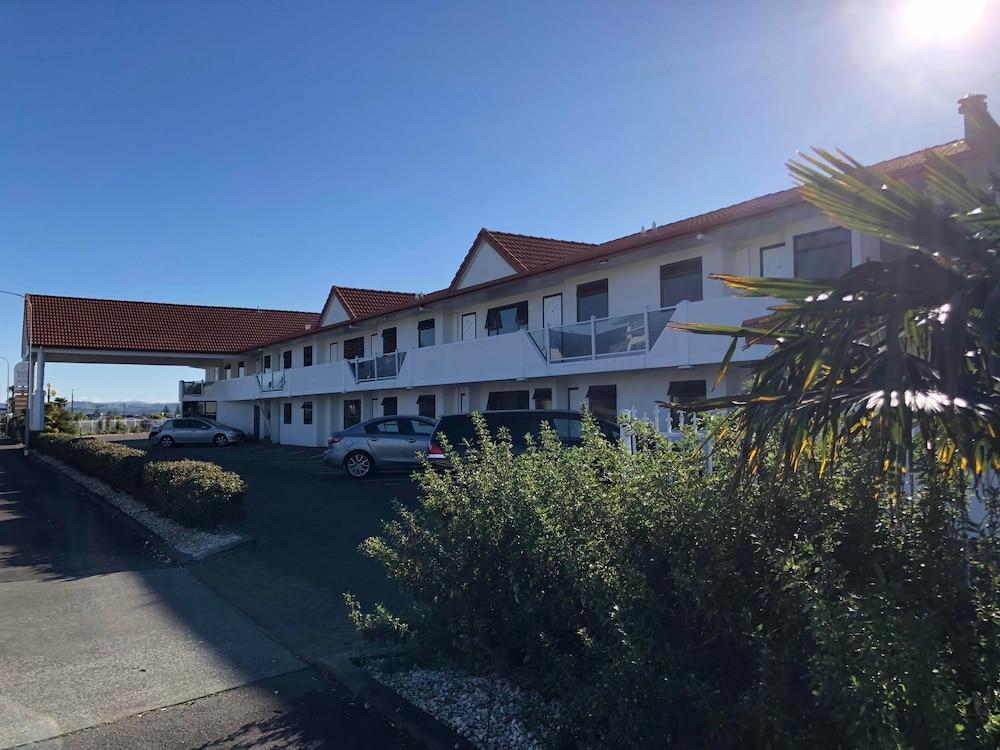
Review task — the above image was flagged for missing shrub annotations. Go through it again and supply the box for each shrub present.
[141,460,246,527]
[33,435,245,529]
[351,414,1000,748]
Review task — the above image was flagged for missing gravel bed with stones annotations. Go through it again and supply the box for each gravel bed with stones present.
[33,452,246,559]
[368,659,561,750]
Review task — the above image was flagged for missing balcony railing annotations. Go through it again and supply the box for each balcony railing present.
[529,307,676,363]
[349,351,407,383]
[257,370,286,392]
[181,380,204,396]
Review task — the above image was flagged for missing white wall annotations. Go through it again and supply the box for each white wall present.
[454,241,517,288]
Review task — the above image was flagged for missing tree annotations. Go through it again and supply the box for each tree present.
[45,397,76,434]
[672,100,1000,482]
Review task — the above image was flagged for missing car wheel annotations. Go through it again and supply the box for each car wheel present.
[213,434,229,447]
[160,435,175,448]
[344,450,373,479]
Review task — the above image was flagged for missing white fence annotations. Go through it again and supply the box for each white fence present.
[74,417,165,435]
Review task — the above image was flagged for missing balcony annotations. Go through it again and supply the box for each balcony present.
[257,371,286,392]
[180,380,205,396]
[529,308,677,363]
[348,351,407,383]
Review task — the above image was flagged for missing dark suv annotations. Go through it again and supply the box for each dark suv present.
[426,410,619,467]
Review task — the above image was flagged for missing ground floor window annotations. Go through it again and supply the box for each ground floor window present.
[532,387,552,410]
[667,379,706,429]
[382,396,397,416]
[343,399,361,429]
[182,401,217,419]
[586,384,617,423]
[417,394,436,419]
[282,402,292,424]
[486,389,529,411]
[302,401,313,425]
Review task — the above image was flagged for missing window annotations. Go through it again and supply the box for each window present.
[344,337,364,360]
[486,390,529,411]
[417,394,436,419]
[343,399,361,429]
[382,396,397,416]
[282,350,292,369]
[381,328,397,354]
[576,279,609,321]
[660,257,703,308]
[794,227,852,279]
[532,387,553,410]
[302,401,313,425]
[238,361,245,377]
[485,301,528,336]
[263,354,271,371]
[417,319,435,348]
[667,379,706,429]
[303,346,313,367]
[586,384,617,423]
[410,419,435,436]
[366,419,403,434]
[282,403,292,424]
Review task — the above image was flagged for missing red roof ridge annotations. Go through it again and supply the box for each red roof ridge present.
[483,228,597,246]
[24,291,319,318]
[330,284,419,296]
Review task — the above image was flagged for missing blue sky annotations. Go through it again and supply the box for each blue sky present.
[2,0,998,403]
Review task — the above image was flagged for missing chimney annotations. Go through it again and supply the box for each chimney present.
[958,94,988,146]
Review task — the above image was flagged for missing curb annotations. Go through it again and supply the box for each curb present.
[319,654,477,750]
[29,452,253,565]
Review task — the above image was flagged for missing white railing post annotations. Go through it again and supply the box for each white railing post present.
[545,326,551,362]
[374,353,379,380]
[643,309,651,354]
[590,317,597,359]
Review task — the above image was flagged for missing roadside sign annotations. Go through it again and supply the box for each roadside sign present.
[13,361,30,389]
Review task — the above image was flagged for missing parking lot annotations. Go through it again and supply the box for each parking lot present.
[121,438,423,660]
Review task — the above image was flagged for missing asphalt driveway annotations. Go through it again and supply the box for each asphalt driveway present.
[123,439,421,660]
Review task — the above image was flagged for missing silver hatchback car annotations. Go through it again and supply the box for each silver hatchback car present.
[323,416,436,479]
[150,418,246,448]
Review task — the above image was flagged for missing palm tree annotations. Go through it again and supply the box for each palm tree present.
[671,100,1000,481]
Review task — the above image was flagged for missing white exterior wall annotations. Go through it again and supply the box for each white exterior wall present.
[455,241,517,288]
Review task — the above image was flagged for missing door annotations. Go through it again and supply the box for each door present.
[459,392,468,413]
[461,313,476,341]
[760,243,790,278]
[370,334,381,357]
[343,399,361,429]
[567,387,583,412]
[253,406,260,440]
[364,418,412,467]
[543,294,563,328]
[329,342,339,362]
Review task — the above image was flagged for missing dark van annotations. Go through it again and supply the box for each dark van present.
[426,410,619,467]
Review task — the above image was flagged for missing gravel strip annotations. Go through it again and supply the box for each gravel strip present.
[33,452,245,559]
[368,660,559,750]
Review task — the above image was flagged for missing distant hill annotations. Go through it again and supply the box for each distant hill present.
[67,401,179,417]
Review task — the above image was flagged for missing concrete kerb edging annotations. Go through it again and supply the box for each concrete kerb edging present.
[28,451,253,565]
[319,653,477,750]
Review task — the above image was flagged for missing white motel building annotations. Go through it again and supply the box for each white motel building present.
[19,96,995,447]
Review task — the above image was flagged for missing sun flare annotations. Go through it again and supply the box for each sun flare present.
[900,0,989,42]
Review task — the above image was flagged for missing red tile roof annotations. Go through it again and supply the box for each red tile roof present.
[331,286,421,320]
[449,229,595,289]
[26,294,320,353]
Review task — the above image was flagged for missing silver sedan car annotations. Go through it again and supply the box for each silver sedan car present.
[323,416,436,479]
[150,418,246,447]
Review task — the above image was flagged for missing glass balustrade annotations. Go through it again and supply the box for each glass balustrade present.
[257,371,286,392]
[349,351,406,382]
[595,313,646,357]
[647,307,676,350]
[541,309,671,363]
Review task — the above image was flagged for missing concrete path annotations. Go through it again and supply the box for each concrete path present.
[0,445,411,749]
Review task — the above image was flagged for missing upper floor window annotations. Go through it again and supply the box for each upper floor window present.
[576,279,608,321]
[303,346,313,367]
[282,350,292,369]
[660,258,703,308]
[263,354,271,371]
[793,227,852,279]
[302,401,313,425]
[418,319,435,348]
[344,336,364,360]
[485,301,528,336]
[381,328,397,354]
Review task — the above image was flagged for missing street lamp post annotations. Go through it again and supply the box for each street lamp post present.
[0,355,9,434]
[0,291,33,455]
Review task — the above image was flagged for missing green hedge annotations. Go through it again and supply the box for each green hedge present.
[351,414,1000,748]
[34,434,245,528]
